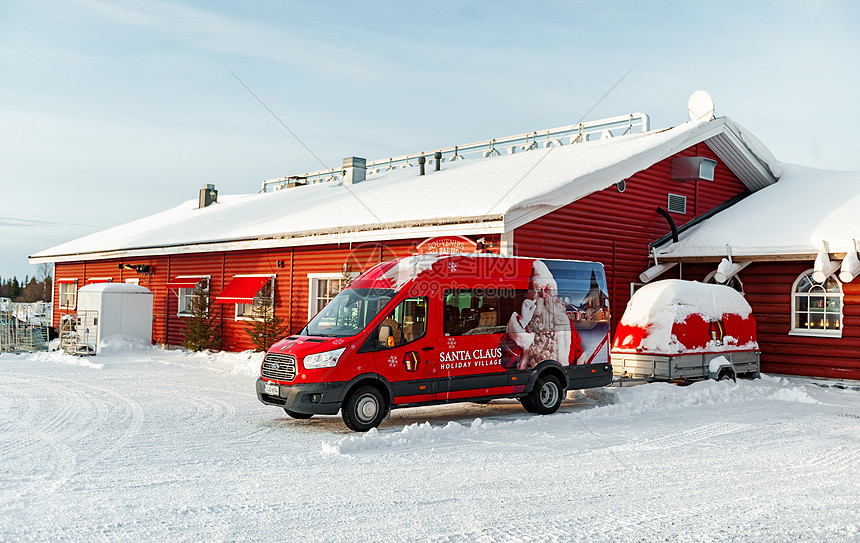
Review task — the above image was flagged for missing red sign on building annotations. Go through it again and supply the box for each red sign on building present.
[415,236,478,255]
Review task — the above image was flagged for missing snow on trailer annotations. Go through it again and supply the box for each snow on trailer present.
[611,279,760,381]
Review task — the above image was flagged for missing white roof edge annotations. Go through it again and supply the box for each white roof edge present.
[29,219,506,264]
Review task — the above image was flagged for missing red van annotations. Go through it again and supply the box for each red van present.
[256,254,613,431]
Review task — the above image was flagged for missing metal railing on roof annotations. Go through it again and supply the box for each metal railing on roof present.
[260,112,650,192]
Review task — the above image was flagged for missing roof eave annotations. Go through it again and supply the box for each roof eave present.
[29,216,507,264]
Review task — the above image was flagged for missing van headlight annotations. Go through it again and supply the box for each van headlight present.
[303,347,346,369]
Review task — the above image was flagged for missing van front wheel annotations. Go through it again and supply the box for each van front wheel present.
[522,375,563,415]
[342,385,387,432]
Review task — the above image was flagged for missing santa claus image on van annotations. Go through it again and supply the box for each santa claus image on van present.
[502,259,610,370]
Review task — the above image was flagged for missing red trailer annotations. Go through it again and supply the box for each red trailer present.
[611,280,760,381]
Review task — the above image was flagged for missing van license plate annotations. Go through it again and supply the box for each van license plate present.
[264,382,279,396]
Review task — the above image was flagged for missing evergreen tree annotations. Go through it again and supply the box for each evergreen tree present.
[244,282,286,352]
[180,284,221,351]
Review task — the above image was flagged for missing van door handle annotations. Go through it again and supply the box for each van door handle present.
[422,346,435,351]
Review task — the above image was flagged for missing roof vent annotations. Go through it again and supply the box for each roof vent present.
[667,193,687,214]
[199,184,217,208]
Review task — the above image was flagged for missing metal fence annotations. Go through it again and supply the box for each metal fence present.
[261,112,651,192]
[0,306,50,353]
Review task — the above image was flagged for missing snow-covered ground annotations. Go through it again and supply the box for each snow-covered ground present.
[1,344,859,542]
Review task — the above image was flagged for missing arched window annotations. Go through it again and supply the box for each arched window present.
[791,269,843,337]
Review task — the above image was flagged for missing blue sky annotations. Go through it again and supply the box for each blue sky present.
[1,0,858,280]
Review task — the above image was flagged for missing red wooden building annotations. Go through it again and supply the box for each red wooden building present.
[649,166,860,381]
[31,112,778,356]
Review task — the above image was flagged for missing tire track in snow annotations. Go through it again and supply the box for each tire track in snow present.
[0,375,80,499]
[0,373,144,499]
[624,421,752,452]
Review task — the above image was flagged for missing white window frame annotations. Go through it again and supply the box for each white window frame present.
[235,275,276,321]
[58,280,78,309]
[790,268,843,338]
[87,277,113,284]
[175,276,211,317]
[307,273,356,320]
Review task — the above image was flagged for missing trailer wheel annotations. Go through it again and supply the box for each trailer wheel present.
[522,375,563,415]
[717,369,736,382]
[284,408,313,419]
[342,385,387,432]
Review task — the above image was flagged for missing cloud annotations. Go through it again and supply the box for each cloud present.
[70,0,393,78]
[0,217,94,228]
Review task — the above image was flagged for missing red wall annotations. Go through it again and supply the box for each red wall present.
[682,262,860,380]
[513,142,749,337]
[54,236,500,352]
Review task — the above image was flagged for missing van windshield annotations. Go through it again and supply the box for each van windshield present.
[301,288,396,338]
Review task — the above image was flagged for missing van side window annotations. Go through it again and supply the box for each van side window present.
[444,289,528,336]
[374,297,428,349]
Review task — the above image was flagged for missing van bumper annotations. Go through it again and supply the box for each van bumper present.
[256,378,346,415]
[565,363,614,389]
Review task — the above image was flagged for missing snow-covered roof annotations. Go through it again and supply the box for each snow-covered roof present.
[656,165,860,260]
[31,116,779,263]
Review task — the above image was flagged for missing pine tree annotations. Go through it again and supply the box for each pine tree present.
[244,282,286,352]
[181,283,221,351]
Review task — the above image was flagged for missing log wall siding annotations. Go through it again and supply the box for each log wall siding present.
[682,262,860,380]
[54,236,499,352]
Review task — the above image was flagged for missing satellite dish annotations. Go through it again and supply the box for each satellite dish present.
[687,90,716,122]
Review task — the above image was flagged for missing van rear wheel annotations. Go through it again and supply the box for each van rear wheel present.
[342,385,387,432]
[522,375,563,415]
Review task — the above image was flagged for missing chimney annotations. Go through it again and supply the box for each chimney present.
[434,151,442,171]
[199,184,217,208]
[418,155,426,176]
[342,157,366,185]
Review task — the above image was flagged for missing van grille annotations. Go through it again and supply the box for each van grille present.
[261,354,297,382]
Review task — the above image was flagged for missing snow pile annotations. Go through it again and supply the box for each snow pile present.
[98,334,155,353]
[618,280,752,353]
[0,350,103,369]
[180,349,264,376]
[322,418,489,455]
[621,280,752,327]
[580,375,817,419]
[708,355,730,374]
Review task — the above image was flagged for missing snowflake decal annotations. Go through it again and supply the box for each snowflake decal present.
[448,261,457,272]
[332,339,344,346]
[388,356,398,368]
[447,337,457,349]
